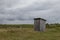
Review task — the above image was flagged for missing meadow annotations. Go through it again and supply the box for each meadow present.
[0,24,60,40]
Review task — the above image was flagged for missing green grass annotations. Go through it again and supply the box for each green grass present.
[0,27,60,40]
[0,24,60,40]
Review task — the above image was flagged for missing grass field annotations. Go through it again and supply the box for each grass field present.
[0,24,60,40]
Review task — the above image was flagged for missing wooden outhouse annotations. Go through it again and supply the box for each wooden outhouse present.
[34,18,46,32]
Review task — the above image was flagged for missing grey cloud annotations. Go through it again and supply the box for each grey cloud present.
[0,0,60,24]
[22,0,58,12]
[0,0,20,8]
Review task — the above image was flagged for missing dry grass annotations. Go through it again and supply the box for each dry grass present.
[0,27,60,40]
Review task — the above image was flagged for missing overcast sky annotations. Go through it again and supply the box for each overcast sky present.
[0,0,60,24]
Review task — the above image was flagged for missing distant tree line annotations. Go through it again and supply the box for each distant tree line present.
[46,23,60,28]
[0,23,60,28]
[0,24,33,28]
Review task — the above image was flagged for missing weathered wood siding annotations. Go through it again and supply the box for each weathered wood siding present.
[40,20,46,32]
[34,20,40,31]
[34,18,46,32]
